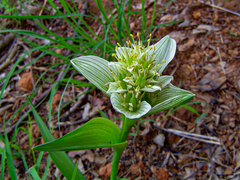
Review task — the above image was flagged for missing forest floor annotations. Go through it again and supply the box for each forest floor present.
[1,0,240,179]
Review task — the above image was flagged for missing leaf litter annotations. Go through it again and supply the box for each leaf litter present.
[0,0,240,179]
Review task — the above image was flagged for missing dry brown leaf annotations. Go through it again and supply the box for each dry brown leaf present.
[130,160,144,176]
[99,162,121,177]
[18,72,38,91]
[81,150,94,162]
[178,39,196,51]
[154,167,169,180]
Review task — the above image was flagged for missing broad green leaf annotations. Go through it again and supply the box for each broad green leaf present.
[111,93,151,119]
[146,84,194,116]
[27,96,86,180]
[71,55,114,95]
[149,35,176,74]
[33,118,121,151]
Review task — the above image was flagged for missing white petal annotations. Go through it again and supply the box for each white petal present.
[111,93,151,119]
[141,85,161,92]
[108,62,126,75]
[107,82,127,94]
[150,35,176,74]
[71,55,114,95]
[155,76,173,88]
[116,47,132,60]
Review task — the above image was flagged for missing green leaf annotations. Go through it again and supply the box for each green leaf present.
[150,35,176,74]
[33,118,121,151]
[146,84,195,116]
[71,55,114,95]
[194,113,208,124]
[181,104,199,115]
[28,166,41,180]
[26,96,86,180]
[4,122,17,180]
[111,93,151,119]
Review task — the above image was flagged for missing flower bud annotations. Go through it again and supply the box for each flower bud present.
[135,74,146,88]
[129,93,137,111]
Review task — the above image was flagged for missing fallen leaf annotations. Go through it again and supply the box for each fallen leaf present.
[94,156,107,164]
[160,14,173,21]
[130,160,144,176]
[68,150,86,158]
[18,72,38,91]
[168,31,186,43]
[153,134,165,147]
[197,24,219,31]
[82,102,91,119]
[209,76,227,90]
[154,167,169,180]
[99,162,121,177]
[178,39,196,51]
[82,150,94,162]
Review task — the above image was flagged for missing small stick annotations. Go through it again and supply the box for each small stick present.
[39,0,48,16]
[169,114,190,125]
[0,43,19,71]
[217,47,226,74]
[154,126,221,145]
[199,0,240,16]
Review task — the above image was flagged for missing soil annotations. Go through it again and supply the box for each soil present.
[0,0,240,179]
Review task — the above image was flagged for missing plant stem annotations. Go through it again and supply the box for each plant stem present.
[110,143,126,180]
[110,115,138,180]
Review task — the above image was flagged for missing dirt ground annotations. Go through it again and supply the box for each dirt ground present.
[1,0,240,179]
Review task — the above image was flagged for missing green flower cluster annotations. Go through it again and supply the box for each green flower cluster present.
[107,33,170,112]
[71,34,194,119]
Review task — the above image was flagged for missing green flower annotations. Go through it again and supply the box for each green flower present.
[71,35,194,119]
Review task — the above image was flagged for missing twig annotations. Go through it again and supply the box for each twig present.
[0,43,19,71]
[39,0,47,16]
[212,158,235,172]
[154,126,221,145]
[0,104,13,116]
[34,64,68,104]
[2,64,69,134]
[54,118,88,128]
[170,59,180,76]
[217,47,226,74]
[0,33,15,50]
[161,152,171,167]
[59,93,87,120]
[230,92,240,102]
[173,153,208,161]
[199,0,240,16]
[169,114,190,125]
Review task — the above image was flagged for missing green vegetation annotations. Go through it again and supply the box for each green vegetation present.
[0,0,199,179]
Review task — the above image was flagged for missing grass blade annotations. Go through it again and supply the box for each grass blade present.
[4,121,17,179]
[29,166,41,180]
[27,96,86,180]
